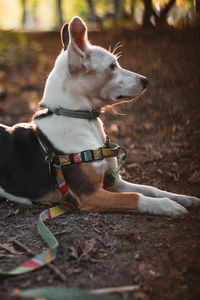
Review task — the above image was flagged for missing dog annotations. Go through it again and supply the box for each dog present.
[0,16,199,216]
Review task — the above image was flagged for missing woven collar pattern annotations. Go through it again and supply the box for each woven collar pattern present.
[38,133,120,166]
[56,142,120,166]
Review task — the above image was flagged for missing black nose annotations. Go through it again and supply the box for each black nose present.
[141,77,148,89]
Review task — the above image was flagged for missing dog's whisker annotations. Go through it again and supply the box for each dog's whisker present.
[112,42,123,55]
[115,52,122,60]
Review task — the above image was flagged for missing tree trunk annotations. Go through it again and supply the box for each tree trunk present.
[57,0,63,27]
[130,0,135,20]
[87,0,97,22]
[142,0,176,27]
[142,0,154,27]
[21,0,26,27]
[195,0,200,13]
[158,0,176,25]
[114,0,123,19]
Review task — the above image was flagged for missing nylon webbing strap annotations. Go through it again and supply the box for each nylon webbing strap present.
[0,201,76,277]
[44,106,100,120]
[0,165,77,278]
[58,142,120,166]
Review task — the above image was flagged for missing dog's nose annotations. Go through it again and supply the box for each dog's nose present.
[141,77,148,89]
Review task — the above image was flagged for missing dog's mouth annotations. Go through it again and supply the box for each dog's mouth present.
[116,95,133,100]
[116,88,147,102]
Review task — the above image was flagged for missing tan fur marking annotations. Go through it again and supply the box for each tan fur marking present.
[78,164,139,212]
[80,163,103,188]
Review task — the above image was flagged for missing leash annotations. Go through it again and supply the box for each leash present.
[0,202,76,277]
[0,136,126,278]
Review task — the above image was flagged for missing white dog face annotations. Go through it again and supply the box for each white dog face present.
[57,17,148,109]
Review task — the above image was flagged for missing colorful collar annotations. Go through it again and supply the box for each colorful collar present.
[38,135,121,166]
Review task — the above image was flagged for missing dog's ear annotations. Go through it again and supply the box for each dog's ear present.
[67,17,90,73]
[61,23,69,50]
[69,16,88,53]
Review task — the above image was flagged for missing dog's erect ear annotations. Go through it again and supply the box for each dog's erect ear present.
[61,23,69,50]
[67,17,89,73]
[69,16,88,53]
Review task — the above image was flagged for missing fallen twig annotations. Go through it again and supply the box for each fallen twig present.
[90,285,140,294]
[3,209,19,219]
[0,242,22,255]
[13,239,67,283]
[53,229,72,236]
[0,254,14,258]
[13,240,33,255]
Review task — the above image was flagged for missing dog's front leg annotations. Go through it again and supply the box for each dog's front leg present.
[79,188,188,216]
[63,164,187,216]
[108,176,200,208]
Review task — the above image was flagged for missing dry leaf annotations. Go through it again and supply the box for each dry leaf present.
[143,122,154,131]
[12,289,21,296]
[70,238,97,262]
[188,171,200,183]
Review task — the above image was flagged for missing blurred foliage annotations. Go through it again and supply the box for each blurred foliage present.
[0,31,37,67]
[0,0,198,30]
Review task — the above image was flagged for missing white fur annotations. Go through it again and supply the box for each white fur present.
[110,177,200,206]
[138,194,188,216]
[0,187,32,206]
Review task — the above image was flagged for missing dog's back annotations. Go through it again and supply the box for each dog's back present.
[0,124,50,200]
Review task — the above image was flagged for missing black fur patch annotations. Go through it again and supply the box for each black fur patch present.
[0,123,55,199]
[103,173,115,187]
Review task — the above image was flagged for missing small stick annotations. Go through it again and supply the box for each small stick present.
[3,209,19,219]
[90,285,140,294]
[53,229,72,236]
[13,240,33,255]
[13,239,67,283]
[0,242,22,255]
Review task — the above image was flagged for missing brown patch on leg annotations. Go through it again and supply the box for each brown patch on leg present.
[63,163,139,212]
[79,188,139,212]
[62,164,99,197]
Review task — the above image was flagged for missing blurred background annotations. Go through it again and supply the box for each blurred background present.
[0,0,199,30]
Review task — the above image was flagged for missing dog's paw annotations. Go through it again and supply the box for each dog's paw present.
[156,198,188,216]
[138,196,188,216]
[173,195,200,207]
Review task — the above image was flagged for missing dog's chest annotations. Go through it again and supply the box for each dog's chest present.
[34,115,106,154]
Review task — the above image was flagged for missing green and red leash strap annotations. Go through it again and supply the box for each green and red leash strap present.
[0,164,77,277]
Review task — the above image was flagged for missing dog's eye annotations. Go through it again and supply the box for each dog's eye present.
[109,63,117,70]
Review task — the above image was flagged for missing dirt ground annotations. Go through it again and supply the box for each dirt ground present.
[0,26,200,300]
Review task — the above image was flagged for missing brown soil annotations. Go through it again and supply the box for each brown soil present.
[0,26,200,300]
